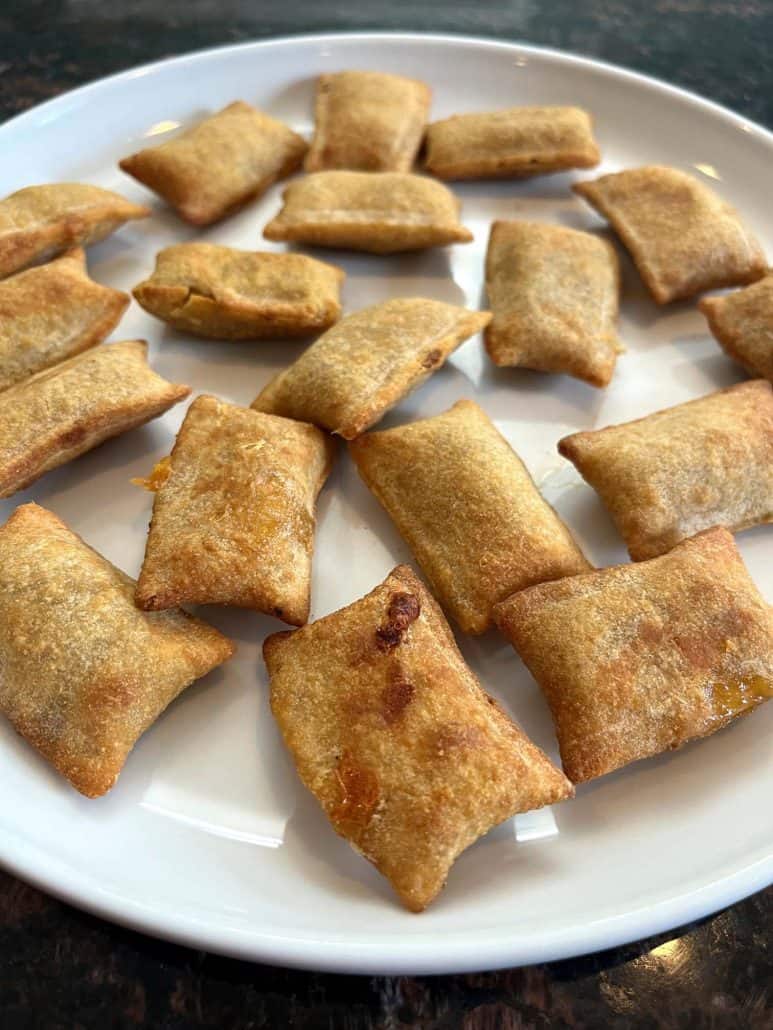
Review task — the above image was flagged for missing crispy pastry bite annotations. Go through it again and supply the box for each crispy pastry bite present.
[573,166,766,304]
[262,171,473,253]
[251,298,490,438]
[135,395,334,623]
[265,564,573,911]
[350,400,591,634]
[558,380,773,561]
[494,527,773,783]
[0,503,233,797]
[119,101,307,226]
[484,221,621,387]
[306,70,431,173]
[0,339,189,498]
[425,105,600,180]
[0,183,149,280]
[132,243,344,339]
[700,274,773,382]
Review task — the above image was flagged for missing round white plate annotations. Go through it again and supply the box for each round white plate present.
[0,32,770,975]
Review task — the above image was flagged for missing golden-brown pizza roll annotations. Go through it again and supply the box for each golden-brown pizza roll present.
[0,503,233,797]
[700,273,773,382]
[0,183,149,280]
[573,166,766,304]
[265,564,573,911]
[0,248,128,392]
[135,395,334,623]
[0,339,189,498]
[132,243,344,340]
[425,105,600,180]
[484,221,621,387]
[306,70,431,173]
[262,171,473,253]
[119,101,307,226]
[350,400,591,634]
[558,379,773,561]
[252,298,490,438]
[494,527,773,783]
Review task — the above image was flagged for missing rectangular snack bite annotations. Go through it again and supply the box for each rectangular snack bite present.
[700,274,773,382]
[119,101,307,226]
[265,564,573,911]
[494,527,773,783]
[484,221,621,387]
[573,166,766,303]
[350,400,591,634]
[135,395,334,624]
[0,503,233,797]
[252,298,490,438]
[558,380,773,560]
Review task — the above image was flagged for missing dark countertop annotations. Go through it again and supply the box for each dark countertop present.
[1,3,771,1027]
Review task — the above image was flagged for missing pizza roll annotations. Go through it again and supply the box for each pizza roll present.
[0,503,233,797]
[494,527,773,783]
[135,395,334,623]
[573,166,766,303]
[119,101,307,226]
[558,379,773,561]
[0,183,149,280]
[0,339,189,498]
[484,221,621,387]
[700,274,773,382]
[252,298,490,438]
[265,564,573,911]
[350,400,591,634]
[306,71,431,173]
[425,105,600,180]
[262,171,473,253]
[132,243,344,340]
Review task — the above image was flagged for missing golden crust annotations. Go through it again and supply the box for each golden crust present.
[573,166,766,304]
[350,400,591,634]
[132,243,344,340]
[484,221,621,387]
[0,183,149,280]
[558,379,773,560]
[425,106,600,180]
[0,503,234,797]
[700,274,773,382]
[262,171,473,253]
[251,298,491,439]
[493,527,773,783]
[265,564,573,911]
[306,71,431,173]
[0,339,190,498]
[119,101,307,226]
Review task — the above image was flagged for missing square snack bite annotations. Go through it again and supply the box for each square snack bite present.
[700,274,773,382]
[494,527,773,783]
[265,564,573,912]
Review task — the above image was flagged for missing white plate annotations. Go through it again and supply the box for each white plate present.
[0,32,771,976]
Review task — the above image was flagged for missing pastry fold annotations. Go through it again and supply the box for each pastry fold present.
[700,273,773,382]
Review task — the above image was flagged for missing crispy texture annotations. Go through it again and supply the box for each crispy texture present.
[494,528,773,783]
[119,101,307,226]
[262,171,473,253]
[558,380,773,561]
[135,395,334,623]
[0,249,128,391]
[265,564,573,911]
[700,274,773,382]
[484,221,621,387]
[251,298,491,439]
[425,105,600,180]
[0,339,189,498]
[132,243,344,340]
[306,71,431,173]
[0,503,233,797]
[0,183,149,280]
[573,166,766,304]
[350,400,591,634]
